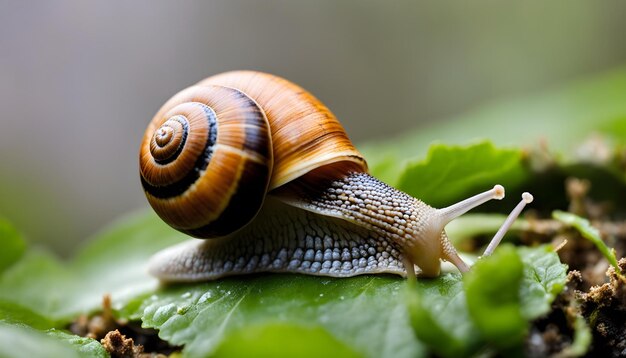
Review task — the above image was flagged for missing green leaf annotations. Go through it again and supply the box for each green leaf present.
[553,210,621,274]
[64,211,187,318]
[396,142,528,208]
[0,300,55,330]
[407,275,479,357]
[0,322,80,358]
[406,245,566,357]
[128,275,425,358]
[464,245,526,349]
[46,329,109,358]
[517,245,568,318]
[0,218,26,274]
[212,323,362,358]
[0,249,75,322]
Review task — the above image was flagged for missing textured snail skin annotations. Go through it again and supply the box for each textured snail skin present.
[141,71,472,282]
[149,196,407,282]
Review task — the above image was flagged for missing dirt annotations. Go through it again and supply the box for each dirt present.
[522,176,626,357]
[578,259,626,357]
[101,330,149,358]
[69,295,179,357]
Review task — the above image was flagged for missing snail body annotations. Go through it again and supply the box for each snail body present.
[140,71,529,282]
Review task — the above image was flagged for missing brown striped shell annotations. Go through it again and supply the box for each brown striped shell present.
[139,71,367,238]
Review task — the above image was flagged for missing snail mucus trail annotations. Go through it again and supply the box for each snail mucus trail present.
[140,70,533,282]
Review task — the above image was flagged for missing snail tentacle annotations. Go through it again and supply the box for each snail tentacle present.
[482,192,534,257]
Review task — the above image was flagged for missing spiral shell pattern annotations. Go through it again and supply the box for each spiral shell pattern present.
[140,85,273,238]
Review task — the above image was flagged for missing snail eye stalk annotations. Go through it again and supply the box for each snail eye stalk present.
[482,192,534,257]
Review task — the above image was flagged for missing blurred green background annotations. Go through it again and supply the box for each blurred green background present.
[1,1,626,256]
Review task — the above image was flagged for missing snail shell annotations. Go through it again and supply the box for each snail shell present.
[140,71,517,282]
[140,71,365,238]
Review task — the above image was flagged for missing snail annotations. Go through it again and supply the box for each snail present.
[140,71,533,282]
